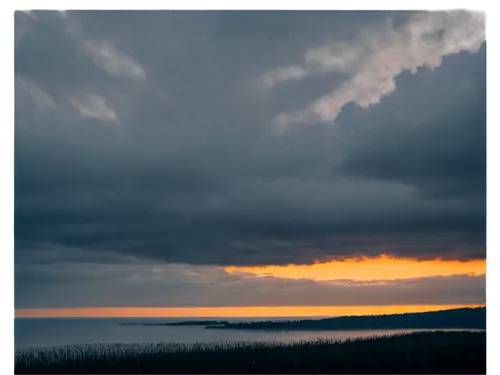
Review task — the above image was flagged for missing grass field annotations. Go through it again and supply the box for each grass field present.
[15,331,486,374]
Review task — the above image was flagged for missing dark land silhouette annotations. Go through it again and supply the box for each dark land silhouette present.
[120,307,486,330]
[205,306,486,331]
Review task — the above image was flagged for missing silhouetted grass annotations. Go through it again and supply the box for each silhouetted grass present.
[15,331,486,374]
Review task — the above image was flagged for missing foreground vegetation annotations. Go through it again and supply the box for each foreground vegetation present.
[15,331,486,374]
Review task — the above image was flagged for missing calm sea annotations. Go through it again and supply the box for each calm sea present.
[14,317,475,350]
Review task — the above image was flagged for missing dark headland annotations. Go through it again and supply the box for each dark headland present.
[205,306,486,330]
[122,307,486,331]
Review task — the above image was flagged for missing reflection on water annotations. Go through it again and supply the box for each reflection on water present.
[14,318,482,350]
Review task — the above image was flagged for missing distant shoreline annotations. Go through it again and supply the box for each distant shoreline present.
[121,320,228,327]
[119,307,486,331]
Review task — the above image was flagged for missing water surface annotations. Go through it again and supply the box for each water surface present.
[15,317,478,350]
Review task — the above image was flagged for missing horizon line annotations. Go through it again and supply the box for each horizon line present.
[15,304,486,318]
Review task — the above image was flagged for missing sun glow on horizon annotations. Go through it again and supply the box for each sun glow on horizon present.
[15,304,485,318]
[223,255,486,282]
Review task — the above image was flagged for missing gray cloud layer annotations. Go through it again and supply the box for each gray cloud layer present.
[15,258,485,308]
[14,11,486,307]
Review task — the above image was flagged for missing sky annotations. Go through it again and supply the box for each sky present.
[14,10,486,317]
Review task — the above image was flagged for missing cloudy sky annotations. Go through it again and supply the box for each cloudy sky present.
[15,10,486,316]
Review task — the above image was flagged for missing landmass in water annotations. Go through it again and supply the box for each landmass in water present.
[121,307,486,331]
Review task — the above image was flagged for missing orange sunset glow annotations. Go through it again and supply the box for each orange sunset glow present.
[224,255,486,281]
[16,304,486,318]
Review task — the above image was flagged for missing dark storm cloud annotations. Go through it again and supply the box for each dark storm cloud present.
[339,46,486,201]
[15,10,486,275]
